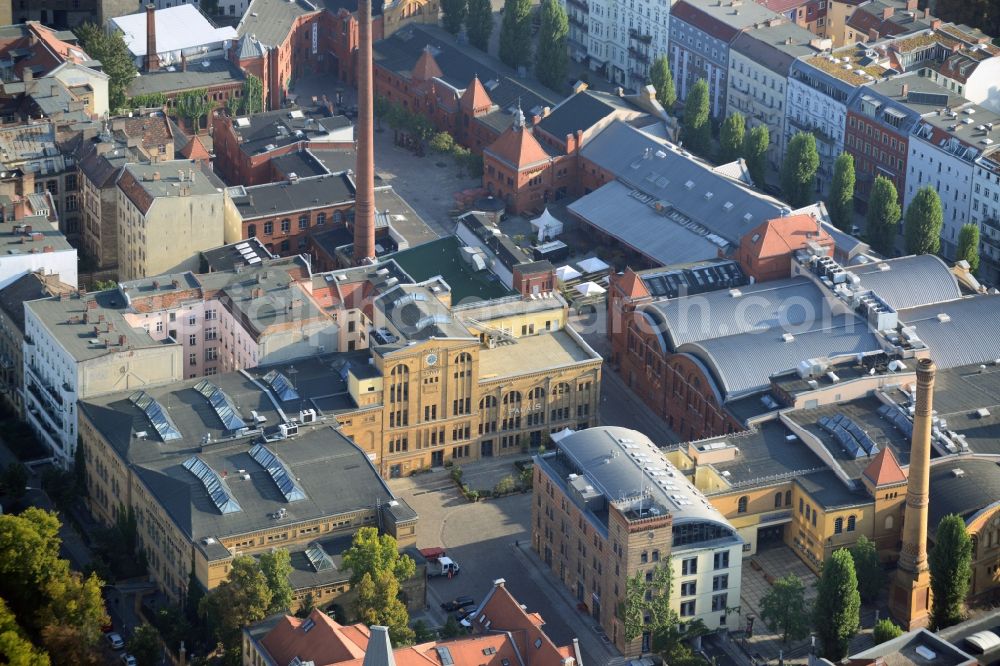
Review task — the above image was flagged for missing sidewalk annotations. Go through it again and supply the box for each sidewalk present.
[511,541,623,665]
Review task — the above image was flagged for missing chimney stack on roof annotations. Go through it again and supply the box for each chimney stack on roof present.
[353,0,377,265]
[145,4,160,72]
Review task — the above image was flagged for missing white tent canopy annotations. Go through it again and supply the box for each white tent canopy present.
[575,256,610,274]
[575,281,606,296]
[556,265,582,282]
[530,208,563,242]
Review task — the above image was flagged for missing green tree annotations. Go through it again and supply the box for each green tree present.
[829,152,856,232]
[682,79,711,156]
[259,549,294,614]
[781,131,820,208]
[127,624,161,666]
[814,549,861,661]
[929,514,973,629]
[849,535,883,604]
[466,0,494,51]
[759,574,810,643]
[494,474,517,495]
[719,112,745,163]
[620,566,678,646]
[199,555,272,658]
[620,572,646,642]
[92,279,118,291]
[242,74,264,115]
[441,0,467,34]
[649,55,676,110]
[184,566,205,622]
[535,0,568,90]
[296,592,316,618]
[342,527,416,587]
[499,0,532,70]
[429,132,456,154]
[742,124,769,189]
[129,93,167,109]
[0,596,50,666]
[75,23,137,111]
[656,620,709,666]
[957,224,980,274]
[439,615,462,639]
[904,186,943,256]
[0,463,28,498]
[175,89,213,133]
[354,571,414,646]
[873,618,903,645]
[867,175,901,255]
[412,618,433,643]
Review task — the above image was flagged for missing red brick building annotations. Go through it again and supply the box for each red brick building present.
[735,214,833,282]
[482,114,567,216]
[211,107,353,186]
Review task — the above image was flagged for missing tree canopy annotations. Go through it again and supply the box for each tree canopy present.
[829,152,856,232]
[354,571,414,646]
[813,549,861,661]
[534,0,568,91]
[649,56,675,110]
[126,624,161,666]
[441,0,468,34]
[873,618,903,645]
[258,550,294,615]
[781,132,820,208]
[866,175,901,255]
[719,112,745,164]
[466,0,494,51]
[742,124,769,190]
[929,514,973,630]
[199,555,274,662]
[956,224,980,274]
[499,0,533,70]
[904,186,943,255]
[682,79,711,156]
[342,527,415,586]
[849,535,883,604]
[75,23,137,112]
[759,574,811,643]
[0,596,50,666]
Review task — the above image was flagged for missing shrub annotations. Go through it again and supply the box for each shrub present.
[494,475,517,496]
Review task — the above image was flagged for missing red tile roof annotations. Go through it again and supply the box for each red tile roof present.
[260,611,368,666]
[745,214,833,259]
[485,126,551,170]
[460,76,493,116]
[411,48,444,81]
[616,267,650,300]
[863,447,907,487]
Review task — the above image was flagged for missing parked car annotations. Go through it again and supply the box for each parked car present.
[106,633,125,650]
[454,607,476,622]
[120,655,137,666]
[440,595,475,612]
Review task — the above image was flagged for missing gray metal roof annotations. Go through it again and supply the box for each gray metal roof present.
[730,21,819,74]
[567,180,722,267]
[845,254,961,310]
[928,459,1000,530]
[678,315,883,399]
[900,294,1000,369]
[232,173,355,218]
[373,283,473,346]
[552,426,740,533]
[237,0,318,47]
[127,58,245,97]
[642,276,827,351]
[578,121,786,245]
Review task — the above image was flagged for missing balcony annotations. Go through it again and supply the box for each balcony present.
[567,0,588,10]
[628,46,649,63]
[569,14,588,30]
[25,381,63,433]
[628,28,653,44]
[787,115,837,145]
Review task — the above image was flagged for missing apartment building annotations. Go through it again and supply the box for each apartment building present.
[841,0,934,46]
[0,22,92,80]
[972,151,1000,284]
[532,426,743,656]
[116,161,230,280]
[0,208,77,290]
[78,375,420,608]
[669,0,780,118]
[906,102,1000,259]
[727,21,824,171]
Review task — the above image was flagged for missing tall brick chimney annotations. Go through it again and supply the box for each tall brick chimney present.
[145,4,159,72]
[353,0,376,264]
[889,357,935,630]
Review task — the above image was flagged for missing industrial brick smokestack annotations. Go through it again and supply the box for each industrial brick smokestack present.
[353,0,376,264]
[889,357,935,629]
[145,4,159,72]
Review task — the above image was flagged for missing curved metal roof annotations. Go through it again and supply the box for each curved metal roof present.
[900,294,1000,369]
[642,276,828,351]
[678,315,883,400]
[845,254,961,310]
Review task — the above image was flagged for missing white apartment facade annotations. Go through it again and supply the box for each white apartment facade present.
[972,153,1000,284]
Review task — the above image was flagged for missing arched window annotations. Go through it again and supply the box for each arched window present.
[280,218,291,233]
[298,214,310,230]
[247,224,257,238]
[455,352,472,364]
[774,492,782,508]
[389,364,409,403]
[834,517,843,534]
[503,391,522,405]
[885,515,894,530]
[479,395,497,409]
[784,490,792,506]
[316,212,327,226]
[737,496,748,514]
[847,515,856,532]
[333,210,343,224]
[502,391,522,430]
[528,387,546,401]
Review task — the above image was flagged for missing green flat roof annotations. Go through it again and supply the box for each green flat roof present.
[389,237,515,305]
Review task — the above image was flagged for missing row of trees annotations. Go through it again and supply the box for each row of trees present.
[760,515,974,661]
[429,132,485,178]
[441,0,494,51]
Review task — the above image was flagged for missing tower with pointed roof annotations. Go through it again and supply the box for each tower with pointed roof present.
[860,446,909,559]
[482,111,559,215]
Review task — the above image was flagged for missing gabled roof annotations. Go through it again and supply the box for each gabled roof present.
[459,76,492,114]
[862,447,907,486]
[260,610,368,665]
[484,126,551,170]
[411,47,444,81]
[744,214,832,259]
[615,268,650,300]
[236,33,266,60]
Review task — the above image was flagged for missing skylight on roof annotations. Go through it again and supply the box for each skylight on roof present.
[194,379,248,432]
[129,390,182,442]
[305,542,335,572]
[262,369,300,401]
[249,443,306,502]
[182,456,242,514]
